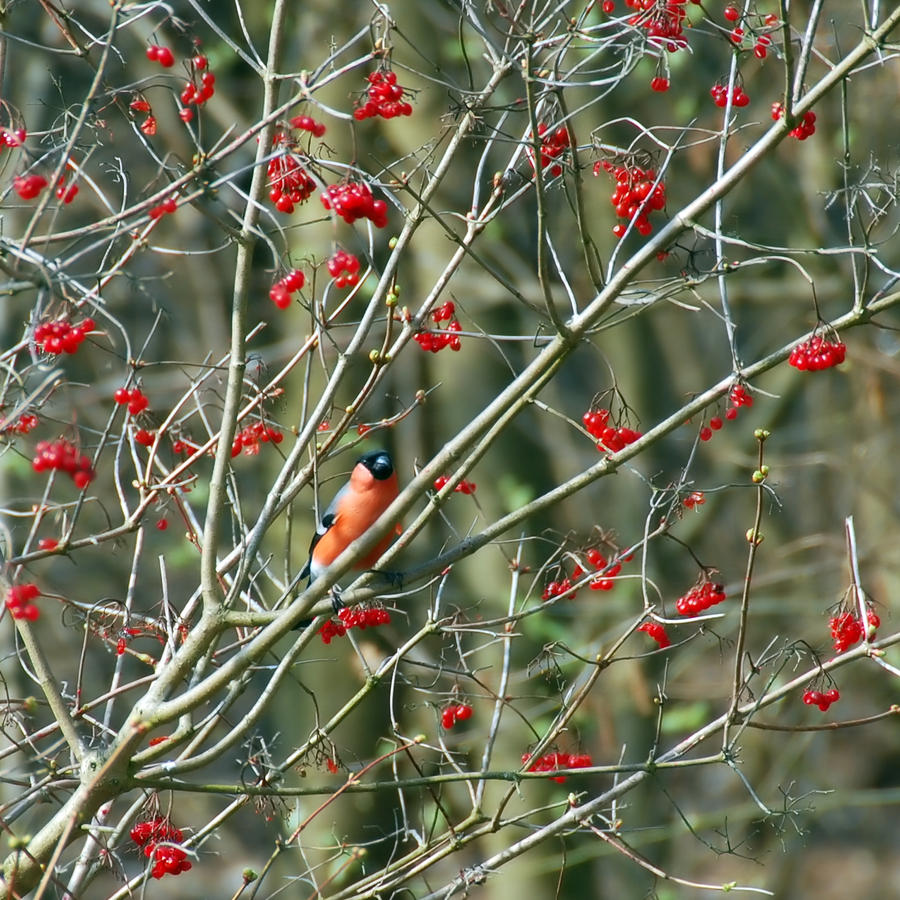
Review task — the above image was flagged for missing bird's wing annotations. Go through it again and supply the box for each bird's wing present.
[298,485,347,580]
[318,484,347,533]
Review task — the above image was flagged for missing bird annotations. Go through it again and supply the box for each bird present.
[299,449,400,588]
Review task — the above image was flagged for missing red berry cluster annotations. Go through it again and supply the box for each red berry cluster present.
[34,317,95,355]
[543,546,628,599]
[6,583,40,621]
[319,606,391,644]
[415,300,462,352]
[752,34,772,58]
[698,415,724,442]
[354,70,413,121]
[522,751,592,783]
[788,334,846,371]
[624,0,690,52]
[585,547,625,591]
[320,181,388,228]
[148,196,178,219]
[268,133,317,214]
[771,102,817,140]
[231,421,283,457]
[179,58,216,122]
[830,609,879,653]
[55,177,78,204]
[433,475,476,494]
[115,386,149,416]
[675,580,726,616]
[0,126,26,148]
[594,160,666,238]
[327,250,361,288]
[710,83,750,107]
[637,621,671,648]
[682,490,705,510]
[441,703,473,729]
[171,438,199,455]
[289,113,327,137]
[130,817,192,879]
[317,613,363,645]
[4,412,38,435]
[32,439,95,487]
[542,575,576,601]
[803,687,840,712]
[582,407,642,452]
[650,76,670,92]
[145,45,175,67]
[135,428,155,447]
[724,383,753,422]
[530,123,570,178]
[269,268,305,309]
[13,174,47,200]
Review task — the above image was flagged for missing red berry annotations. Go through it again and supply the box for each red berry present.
[13,174,48,200]
[724,5,739,22]
[269,284,291,309]
[282,269,305,292]
[637,621,671,648]
[585,548,604,568]
[73,469,93,489]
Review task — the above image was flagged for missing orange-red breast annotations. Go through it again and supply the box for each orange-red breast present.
[300,450,400,582]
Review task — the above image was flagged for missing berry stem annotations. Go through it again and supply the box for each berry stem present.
[200,0,291,614]
[523,47,568,338]
[844,515,871,647]
[724,429,769,743]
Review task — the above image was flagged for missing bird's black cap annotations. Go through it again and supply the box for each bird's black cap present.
[358,450,394,480]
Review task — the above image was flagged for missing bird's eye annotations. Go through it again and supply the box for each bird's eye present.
[371,455,392,478]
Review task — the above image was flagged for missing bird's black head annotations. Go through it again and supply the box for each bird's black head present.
[358,450,394,480]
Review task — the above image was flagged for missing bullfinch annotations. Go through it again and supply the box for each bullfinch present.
[300,449,400,585]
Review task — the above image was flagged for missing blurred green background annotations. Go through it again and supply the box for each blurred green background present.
[1,1,898,897]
